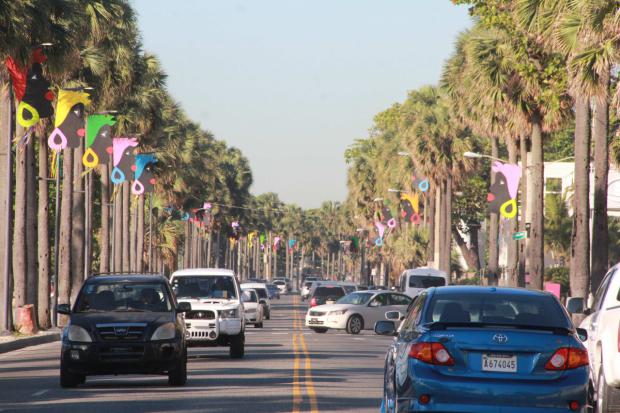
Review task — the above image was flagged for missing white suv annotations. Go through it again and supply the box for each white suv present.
[170,268,245,358]
[567,263,620,412]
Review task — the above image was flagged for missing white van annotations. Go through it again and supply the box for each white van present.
[399,268,448,298]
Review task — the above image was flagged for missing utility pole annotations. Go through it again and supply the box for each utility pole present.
[51,152,62,328]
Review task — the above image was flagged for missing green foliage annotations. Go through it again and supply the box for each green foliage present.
[453,174,488,234]
[544,266,569,296]
[544,193,572,263]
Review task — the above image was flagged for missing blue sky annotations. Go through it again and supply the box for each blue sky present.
[132,0,471,208]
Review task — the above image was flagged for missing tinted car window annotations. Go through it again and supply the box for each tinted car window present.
[76,282,172,312]
[409,275,445,288]
[255,288,268,299]
[424,292,571,328]
[400,292,427,335]
[313,286,345,298]
[243,290,258,302]
[370,293,389,307]
[172,276,237,299]
[389,294,412,306]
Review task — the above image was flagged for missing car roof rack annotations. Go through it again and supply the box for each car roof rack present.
[90,272,164,277]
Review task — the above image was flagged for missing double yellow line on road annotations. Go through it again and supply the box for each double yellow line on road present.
[292,296,319,413]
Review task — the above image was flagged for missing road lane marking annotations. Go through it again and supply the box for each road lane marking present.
[32,389,49,397]
[292,333,302,413]
[299,334,319,413]
[291,295,319,413]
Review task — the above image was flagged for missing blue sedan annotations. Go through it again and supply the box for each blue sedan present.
[376,286,589,413]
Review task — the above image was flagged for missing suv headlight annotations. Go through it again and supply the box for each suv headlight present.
[67,325,92,342]
[220,309,238,319]
[151,323,176,341]
[328,310,347,316]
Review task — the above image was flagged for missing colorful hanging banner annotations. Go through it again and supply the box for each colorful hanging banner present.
[48,89,91,150]
[83,114,116,168]
[110,136,138,184]
[488,161,522,219]
[131,153,157,195]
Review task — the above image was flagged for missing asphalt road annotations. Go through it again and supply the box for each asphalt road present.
[0,295,392,413]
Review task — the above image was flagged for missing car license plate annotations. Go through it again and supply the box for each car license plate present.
[309,318,319,324]
[482,353,517,373]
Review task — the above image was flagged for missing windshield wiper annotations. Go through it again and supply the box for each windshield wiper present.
[112,308,149,312]
[425,321,571,335]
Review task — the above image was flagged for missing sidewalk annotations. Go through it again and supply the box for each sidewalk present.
[0,329,62,354]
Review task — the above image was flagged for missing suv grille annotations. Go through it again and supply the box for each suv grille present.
[185,310,216,320]
[96,323,147,341]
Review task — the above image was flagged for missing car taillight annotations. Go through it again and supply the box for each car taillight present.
[310,298,317,307]
[545,348,589,370]
[409,342,454,366]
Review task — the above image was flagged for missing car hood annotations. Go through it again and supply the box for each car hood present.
[70,311,173,327]
[308,303,351,313]
[177,298,240,310]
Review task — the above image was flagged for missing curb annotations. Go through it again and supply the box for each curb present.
[0,332,61,354]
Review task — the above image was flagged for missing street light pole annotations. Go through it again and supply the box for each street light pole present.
[51,151,62,328]
[1,85,15,334]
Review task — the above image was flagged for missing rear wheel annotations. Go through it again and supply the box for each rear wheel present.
[346,315,363,335]
[262,304,270,320]
[311,328,328,333]
[60,361,83,388]
[168,349,187,386]
[597,367,613,413]
[230,333,245,359]
[255,322,263,328]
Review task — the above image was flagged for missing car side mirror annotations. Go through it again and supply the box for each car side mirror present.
[176,302,191,313]
[57,303,71,315]
[576,328,588,342]
[385,311,403,321]
[374,320,397,336]
[566,297,584,314]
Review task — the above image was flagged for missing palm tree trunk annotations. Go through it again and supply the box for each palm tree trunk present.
[442,177,452,277]
[570,96,591,300]
[427,189,435,263]
[591,72,610,293]
[518,134,528,287]
[433,185,442,269]
[13,127,27,317]
[136,195,145,272]
[488,136,500,277]
[71,146,85,302]
[26,138,37,309]
[121,182,130,272]
[0,85,9,322]
[99,164,110,273]
[85,171,93,276]
[183,221,191,268]
[129,196,137,272]
[58,147,73,319]
[529,115,545,290]
[207,230,212,268]
[37,135,50,329]
[113,183,122,272]
[506,138,519,287]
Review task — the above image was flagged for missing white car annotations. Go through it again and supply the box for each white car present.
[567,263,620,412]
[301,280,313,301]
[305,290,412,334]
[273,280,288,294]
[170,268,245,358]
[240,282,271,320]
[241,288,264,328]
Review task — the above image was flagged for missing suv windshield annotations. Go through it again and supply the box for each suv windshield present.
[409,275,446,288]
[424,292,571,329]
[337,292,372,305]
[75,282,173,313]
[172,276,237,300]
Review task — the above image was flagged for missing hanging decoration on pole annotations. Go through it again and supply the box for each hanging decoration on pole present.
[374,221,386,247]
[488,161,522,219]
[131,153,157,195]
[5,48,54,130]
[82,114,116,168]
[47,89,91,150]
[110,136,138,184]
[412,172,430,192]
[400,192,421,224]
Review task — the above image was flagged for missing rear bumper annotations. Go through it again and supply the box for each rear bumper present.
[399,364,588,412]
[61,339,183,375]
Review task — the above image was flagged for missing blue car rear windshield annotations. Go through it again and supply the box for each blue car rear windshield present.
[424,292,570,329]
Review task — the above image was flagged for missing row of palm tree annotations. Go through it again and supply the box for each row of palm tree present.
[345,0,619,296]
[0,1,255,330]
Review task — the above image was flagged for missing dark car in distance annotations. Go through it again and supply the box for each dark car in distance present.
[57,274,191,388]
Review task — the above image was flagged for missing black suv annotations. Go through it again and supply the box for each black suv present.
[57,274,191,388]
